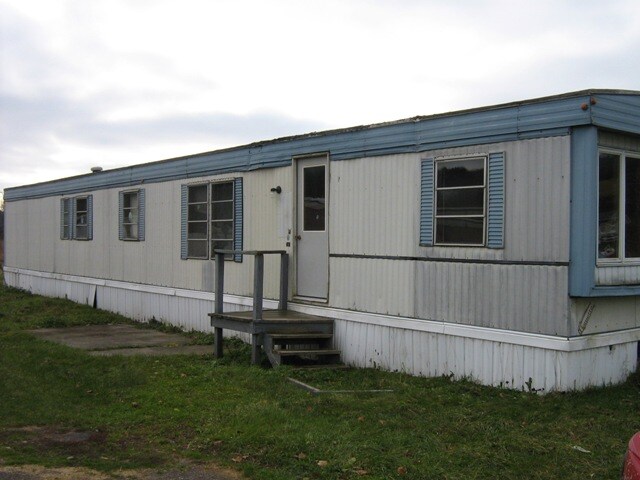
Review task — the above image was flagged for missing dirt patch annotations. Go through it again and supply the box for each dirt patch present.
[2,426,108,459]
[0,463,243,480]
[0,427,244,479]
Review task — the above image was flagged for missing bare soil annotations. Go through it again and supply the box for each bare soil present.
[0,464,243,480]
[0,427,243,480]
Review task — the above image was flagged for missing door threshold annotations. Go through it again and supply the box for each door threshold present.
[293,296,329,305]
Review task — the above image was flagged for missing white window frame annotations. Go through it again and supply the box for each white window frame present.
[186,181,235,260]
[121,190,139,241]
[210,181,235,259]
[74,196,89,240]
[597,148,640,265]
[434,155,487,247]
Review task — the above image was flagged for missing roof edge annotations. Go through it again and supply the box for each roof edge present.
[5,88,638,194]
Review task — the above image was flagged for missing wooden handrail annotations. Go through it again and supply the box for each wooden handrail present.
[212,249,289,363]
[213,249,289,318]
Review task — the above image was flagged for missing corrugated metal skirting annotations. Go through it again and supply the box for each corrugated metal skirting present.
[4,269,636,392]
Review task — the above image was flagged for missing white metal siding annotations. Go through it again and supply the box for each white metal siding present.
[330,154,418,256]
[331,257,569,335]
[570,296,640,335]
[334,319,636,392]
[5,168,293,301]
[330,136,570,261]
[595,265,640,285]
[5,268,637,393]
[4,199,57,272]
[6,137,571,336]
[327,136,571,335]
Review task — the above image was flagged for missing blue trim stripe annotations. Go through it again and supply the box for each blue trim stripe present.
[420,158,434,246]
[8,90,627,202]
[233,177,243,263]
[487,152,505,249]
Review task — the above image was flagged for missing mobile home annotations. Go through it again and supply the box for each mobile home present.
[5,89,640,392]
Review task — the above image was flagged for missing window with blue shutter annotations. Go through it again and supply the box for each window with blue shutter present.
[181,178,243,261]
[420,153,505,248]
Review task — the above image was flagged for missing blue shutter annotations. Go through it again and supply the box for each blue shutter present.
[60,199,67,239]
[487,152,505,249]
[233,177,243,262]
[420,158,435,246]
[118,191,124,240]
[138,188,145,241]
[180,185,188,260]
[86,195,93,240]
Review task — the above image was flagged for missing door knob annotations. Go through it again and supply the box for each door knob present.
[295,235,302,240]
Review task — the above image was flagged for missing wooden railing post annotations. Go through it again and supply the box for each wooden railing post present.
[214,252,225,314]
[279,252,288,311]
[251,253,264,364]
[252,254,264,321]
[214,252,225,358]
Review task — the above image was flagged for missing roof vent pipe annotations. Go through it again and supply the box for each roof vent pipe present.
[91,166,103,173]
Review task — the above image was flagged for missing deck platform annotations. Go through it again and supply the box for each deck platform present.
[209,309,334,334]
[209,250,340,366]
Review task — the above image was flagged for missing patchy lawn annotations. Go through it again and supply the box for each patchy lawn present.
[0,274,639,479]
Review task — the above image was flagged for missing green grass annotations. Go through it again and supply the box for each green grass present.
[1,273,639,479]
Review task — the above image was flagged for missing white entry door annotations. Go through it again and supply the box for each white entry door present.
[296,156,329,299]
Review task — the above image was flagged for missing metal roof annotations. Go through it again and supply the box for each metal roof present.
[5,89,640,201]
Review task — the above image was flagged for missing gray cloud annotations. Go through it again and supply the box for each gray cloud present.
[0,4,327,193]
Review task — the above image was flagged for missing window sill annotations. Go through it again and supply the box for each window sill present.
[596,261,640,267]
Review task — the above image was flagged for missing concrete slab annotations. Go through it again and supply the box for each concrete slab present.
[90,345,213,357]
[27,324,211,356]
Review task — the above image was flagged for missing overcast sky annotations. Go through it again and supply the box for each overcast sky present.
[1,0,639,203]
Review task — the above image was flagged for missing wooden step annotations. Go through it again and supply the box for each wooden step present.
[276,349,341,356]
[268,333,333,340]
[290,364,350,370]
[268,333,333,346]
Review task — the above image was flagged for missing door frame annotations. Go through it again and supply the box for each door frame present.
[292,152,330,301]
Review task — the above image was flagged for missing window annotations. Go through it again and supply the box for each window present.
[303,165,326,231]
[119,189,145,241]
[211,182,234,255]
[187,184,209,258]
[598,149,640,261]
[60,195,93,240]
[420,153,504,248]
[181,179,243,261]
[75,197,89,239]
[435,157,486,245]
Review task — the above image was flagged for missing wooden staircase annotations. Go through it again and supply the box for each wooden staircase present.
[208,250,342,368]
